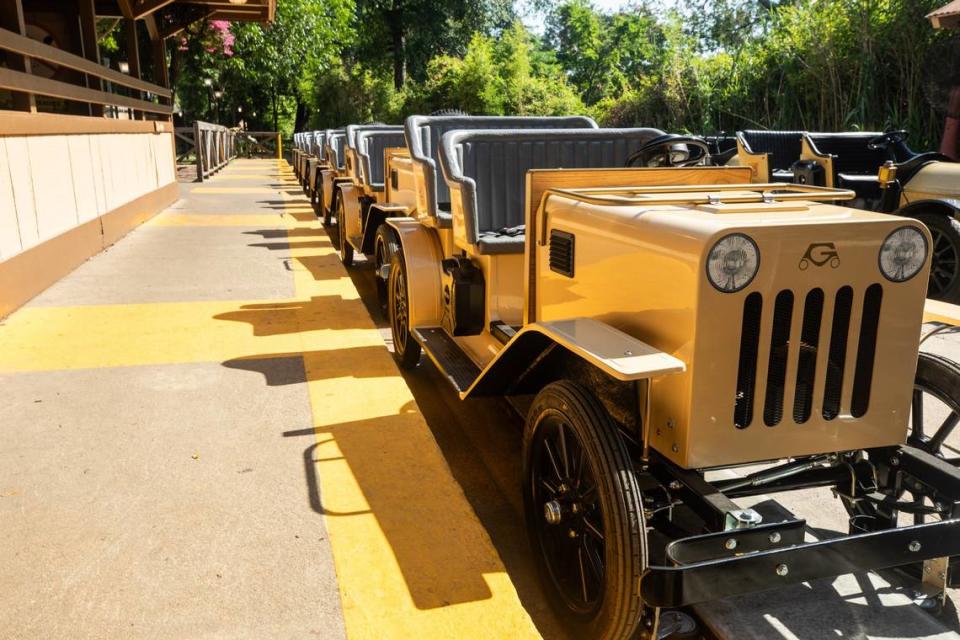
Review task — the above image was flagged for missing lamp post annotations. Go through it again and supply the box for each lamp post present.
[203,78,213,122]
[213,89,223,125]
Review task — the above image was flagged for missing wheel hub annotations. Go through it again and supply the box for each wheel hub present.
[544,500,563,525]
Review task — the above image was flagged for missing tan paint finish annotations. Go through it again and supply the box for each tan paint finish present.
[734,138,769,181]
[535,188,929,468]
[523,167,754,324]
[386,218,444,327]
[799,135,835,187]
[902,162,960,204]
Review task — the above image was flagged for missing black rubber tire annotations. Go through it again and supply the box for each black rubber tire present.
[337,193,353,267]
[387,249,421,369]
[374,224,400,315]
[523,381,646,640]
[913,212,960,302]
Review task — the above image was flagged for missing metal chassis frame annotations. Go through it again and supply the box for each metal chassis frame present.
[640,445,960,608]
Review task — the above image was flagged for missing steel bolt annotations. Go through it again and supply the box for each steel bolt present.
[667,419,675,429]
[776,564,789,577]
[724,538,737,550]
[909,540,921,553]
[769,532,782,544]
[668,480,682,490]
[624,349,633,356]
[568,529,578,539]
[890,456,900,466]
[671,443,679,453]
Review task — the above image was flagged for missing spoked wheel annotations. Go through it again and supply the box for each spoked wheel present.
[523,381,646,640]
[337,194,353,267]
[909,352,960,460]
[374,224,399,315]
[915,213,960,302]
[387,250,421,369]
[843,353,960,533]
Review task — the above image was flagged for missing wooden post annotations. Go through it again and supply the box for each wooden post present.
[77,0,104,117]
[124,18,143,119]
[276,133,282,160]
[0,0,36,112]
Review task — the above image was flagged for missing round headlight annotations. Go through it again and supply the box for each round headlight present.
[706,233,760,293]
[879,226,927,283]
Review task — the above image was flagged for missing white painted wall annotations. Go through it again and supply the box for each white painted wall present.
[0,132,175,261]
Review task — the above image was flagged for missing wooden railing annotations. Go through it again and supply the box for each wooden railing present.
[192,122,236,181]
[239,131,283,159]
[0,26,172,117]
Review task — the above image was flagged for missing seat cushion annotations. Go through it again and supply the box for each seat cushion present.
[477,232,525,255]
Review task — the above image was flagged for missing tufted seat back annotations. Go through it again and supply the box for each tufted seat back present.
[325,129,347,170]
[440,127,665,254]
[739,130,805,174]
[356,129,407,189]
[405,115,597,225]
[807,133,892,175]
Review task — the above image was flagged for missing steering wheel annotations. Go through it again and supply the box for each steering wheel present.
[626,134,711,168]
[867,130,908,151]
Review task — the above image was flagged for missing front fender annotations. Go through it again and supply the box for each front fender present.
[464,318,685,398]
[903,162,960,206]
[338,183,363,241]
[385,219,443,327]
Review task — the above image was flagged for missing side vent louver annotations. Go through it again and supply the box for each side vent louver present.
[549,230,575,277]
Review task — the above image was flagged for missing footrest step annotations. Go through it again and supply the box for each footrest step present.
[412,327,481,393]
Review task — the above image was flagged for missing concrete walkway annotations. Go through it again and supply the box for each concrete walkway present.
[0,161,539,639]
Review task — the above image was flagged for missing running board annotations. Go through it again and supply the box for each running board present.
[412,327,480,393]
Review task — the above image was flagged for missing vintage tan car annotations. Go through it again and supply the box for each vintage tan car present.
[334,123,405,265]
[333,115,599,307]
[732,129,960,301]
[313,128,348,226]
[377,125,960,639]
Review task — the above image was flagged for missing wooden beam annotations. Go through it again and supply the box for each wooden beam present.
[0,67,173,115]
[0,0,35,112]
[143,13,160,41]
[134,0,177,20]
[78,0,105,117]
[0,27,171,97]
[160,10,215,39]
[117,0,135,19]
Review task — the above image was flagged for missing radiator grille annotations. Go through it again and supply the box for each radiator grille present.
[733,284,881,428]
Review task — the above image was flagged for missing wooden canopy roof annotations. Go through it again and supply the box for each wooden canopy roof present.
[928,0,960,29]
[98,1,276,37]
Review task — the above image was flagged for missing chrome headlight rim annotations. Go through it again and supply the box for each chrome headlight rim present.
[878,225,928,283]
[706,232,761,293]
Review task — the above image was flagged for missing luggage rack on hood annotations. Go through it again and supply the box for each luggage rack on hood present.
[542,182,857,208]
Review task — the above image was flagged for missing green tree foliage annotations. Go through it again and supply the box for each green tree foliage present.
[173,0,351,132]
[171,0,959,149]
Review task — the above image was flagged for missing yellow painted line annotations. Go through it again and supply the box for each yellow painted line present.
[191,187,285,194]
[280,197,540,638]
[147,213,290,227]
[0,267,366,373]
[214,175,299,181]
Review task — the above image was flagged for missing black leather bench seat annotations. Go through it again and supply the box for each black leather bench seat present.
[739,130,804,172]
